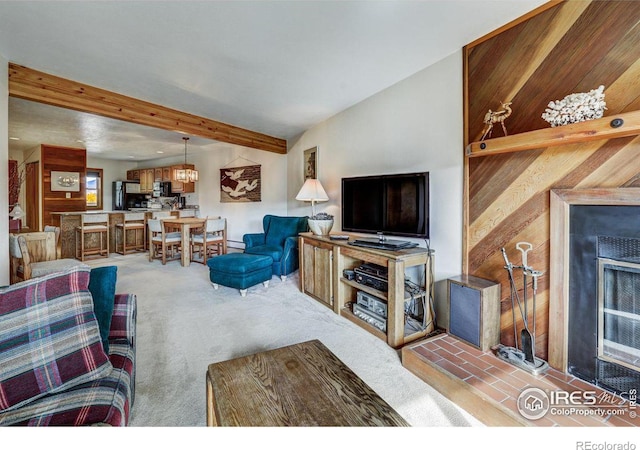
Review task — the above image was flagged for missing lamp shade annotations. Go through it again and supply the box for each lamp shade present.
[295,179,329,202]
[9,204,25,220]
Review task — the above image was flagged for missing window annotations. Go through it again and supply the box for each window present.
[86,168,103,210]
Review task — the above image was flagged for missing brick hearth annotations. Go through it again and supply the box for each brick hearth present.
[401,333,639,427]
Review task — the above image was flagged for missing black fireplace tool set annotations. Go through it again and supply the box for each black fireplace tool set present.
[496,242,549,375]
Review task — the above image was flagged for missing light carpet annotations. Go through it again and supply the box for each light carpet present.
[87,252,483,427]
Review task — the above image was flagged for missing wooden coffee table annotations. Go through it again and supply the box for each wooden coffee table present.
[206,339,409,426]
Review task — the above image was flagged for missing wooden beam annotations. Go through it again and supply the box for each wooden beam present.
[466,110,640,158]
[8,63,287,154]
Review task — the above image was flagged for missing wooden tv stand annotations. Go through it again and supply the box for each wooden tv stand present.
[298,232,434,348]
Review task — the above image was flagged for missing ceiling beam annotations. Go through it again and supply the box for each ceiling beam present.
[8,63,287,154]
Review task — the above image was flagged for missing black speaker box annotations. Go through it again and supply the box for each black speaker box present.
[447,275,501,351]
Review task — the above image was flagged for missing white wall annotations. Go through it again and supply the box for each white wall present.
[287,51,464,321]
[136,143,288,247]
[89,148,287,247]
[1,54,9,284]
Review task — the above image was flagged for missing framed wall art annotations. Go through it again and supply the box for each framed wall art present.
[51,171,80,192]
[220,165,261,203]
[303,146,318,180]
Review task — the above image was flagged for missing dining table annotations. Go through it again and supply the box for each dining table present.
[161,217,206,267]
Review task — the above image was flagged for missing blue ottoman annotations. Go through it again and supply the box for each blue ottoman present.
[207,253,273,297]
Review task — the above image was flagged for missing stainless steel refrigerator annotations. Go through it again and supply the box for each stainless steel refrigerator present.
[113,181,146,210]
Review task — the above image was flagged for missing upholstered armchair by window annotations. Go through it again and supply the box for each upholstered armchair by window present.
[9,232,85,284]
[243,215,308,280]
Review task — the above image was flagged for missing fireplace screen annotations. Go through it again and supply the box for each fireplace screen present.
[598,258,640,374]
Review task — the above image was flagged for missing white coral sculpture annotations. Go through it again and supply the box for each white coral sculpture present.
[541,85,607,127]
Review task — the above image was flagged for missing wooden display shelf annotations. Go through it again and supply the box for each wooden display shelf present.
[340,306,387,341]
[466,110,640,158]
[340,277,388,301]
[341,305,431,344]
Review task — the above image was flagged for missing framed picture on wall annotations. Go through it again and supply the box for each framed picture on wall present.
[304,146,318,180]
[51,171,80,192]
[220,165,261,203]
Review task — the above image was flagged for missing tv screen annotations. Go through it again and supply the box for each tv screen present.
[342,172,429,239]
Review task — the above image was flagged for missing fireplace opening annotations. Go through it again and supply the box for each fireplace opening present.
[597,254,640,395]
[566,204,640,398]
[550,190,640,402]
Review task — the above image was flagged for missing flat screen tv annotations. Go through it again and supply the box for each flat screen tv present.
[341,172,429,239]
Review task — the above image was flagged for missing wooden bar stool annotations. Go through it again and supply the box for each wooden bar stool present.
[75,213,109,261]
[115,212,146,255]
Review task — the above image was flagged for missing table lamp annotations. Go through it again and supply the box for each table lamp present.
[295,179,329,217]
[10,204,25,220]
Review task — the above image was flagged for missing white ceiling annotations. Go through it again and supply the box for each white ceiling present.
[1,0,546,161]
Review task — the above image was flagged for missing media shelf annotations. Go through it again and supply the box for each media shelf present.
[340,305,387,341]
[299,232,434,349]
[340,277,387,301]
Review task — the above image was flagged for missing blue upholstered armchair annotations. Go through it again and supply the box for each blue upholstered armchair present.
[243,215,308,280]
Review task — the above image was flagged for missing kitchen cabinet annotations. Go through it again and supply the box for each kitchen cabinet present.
[126,165,195,193]
[140,168,154,193]
[162,167,171,182]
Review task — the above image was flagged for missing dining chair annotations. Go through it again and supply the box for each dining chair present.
[75,213,110,261]
[115,212,146,255]
[151,210,178,232]
[190,217,227,264]
[147,218,182,265]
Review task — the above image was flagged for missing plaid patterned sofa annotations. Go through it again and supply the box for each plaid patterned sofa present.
[0,266,136,426]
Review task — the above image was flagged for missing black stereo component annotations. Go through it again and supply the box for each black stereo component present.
[356,262,388,278]
[343,269,355,281]
[354,263,388,291]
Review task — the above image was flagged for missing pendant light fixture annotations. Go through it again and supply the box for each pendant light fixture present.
[175,137,199,182]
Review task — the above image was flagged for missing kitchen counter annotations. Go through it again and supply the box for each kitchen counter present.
[51,210,115,216]
[52,209,197,258]
[127,208,167,212]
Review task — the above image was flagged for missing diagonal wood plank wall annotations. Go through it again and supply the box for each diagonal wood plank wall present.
[463,0,640,360]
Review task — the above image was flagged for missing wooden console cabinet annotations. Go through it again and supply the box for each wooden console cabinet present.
[299,232,434,348]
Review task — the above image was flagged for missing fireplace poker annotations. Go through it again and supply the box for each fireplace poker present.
[501,247,520,350]
[529,268,543,344]
[497,244,550,375]
[516,242,535,364]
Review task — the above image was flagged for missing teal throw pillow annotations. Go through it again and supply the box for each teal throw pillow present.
[88,266,118,354]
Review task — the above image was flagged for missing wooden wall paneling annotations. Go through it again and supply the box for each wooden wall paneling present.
[466,1,640,143]
[464,1,640,362]
[25,161,39,231]
[42,145,86,227]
